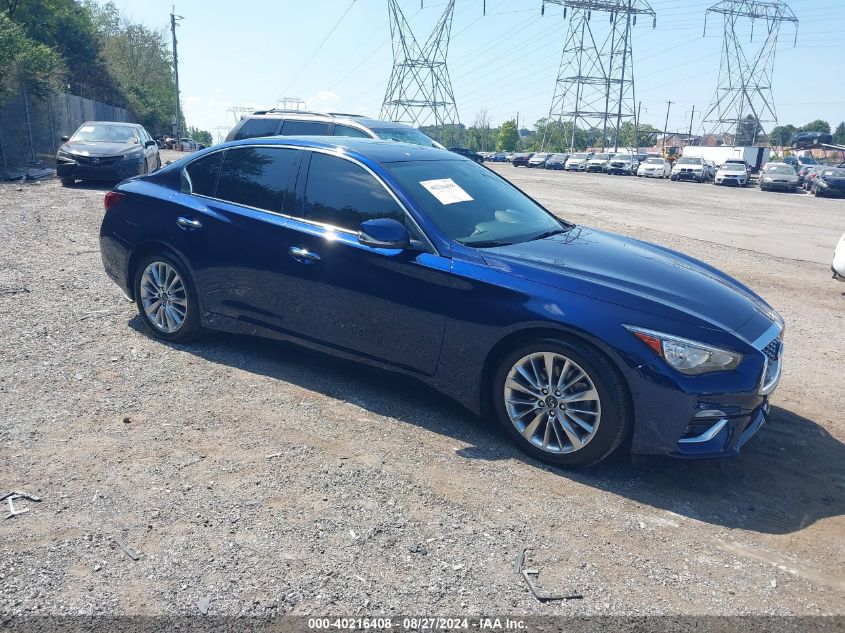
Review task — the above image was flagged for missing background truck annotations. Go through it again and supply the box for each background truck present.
[681,146,771,173]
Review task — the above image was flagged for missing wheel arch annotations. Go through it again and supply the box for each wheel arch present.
[126,241,198,304]
[479,324,634,421]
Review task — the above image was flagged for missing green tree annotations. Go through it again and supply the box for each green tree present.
[833,122,845,145]
[85,1,178,134]
[735,114,763,146]
[9,0,120,102]
[0,12,63,104]
[769,124,797,147]
[800,119,831,134]
[496,119,518,151]
[616,121,661,149]
[188,126,212,146]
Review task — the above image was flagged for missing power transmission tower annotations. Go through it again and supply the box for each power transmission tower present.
[541,0,656,152]
[380,0,459,144]
[701,0,798,146]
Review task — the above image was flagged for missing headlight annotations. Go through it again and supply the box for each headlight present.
[819,179,829,187]
[125,148,145,159]
[624,326,742,375]
[57,149,73,160]
[764,176,773,182]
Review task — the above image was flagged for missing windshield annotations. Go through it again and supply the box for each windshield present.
[70,124,139,144]
[822,169,845,177]
[676,157,703,165]
[766,165,795,174]
[531,153,550,159]
[645,158,664,165]
[798,156,819,165]
[571,153,589,159]
[371,126,440,148]
[613,154,634,161]
[592,153,610,160]
[387,159,567,247]
[721,163,745,172]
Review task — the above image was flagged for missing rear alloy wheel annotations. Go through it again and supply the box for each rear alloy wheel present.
[134,253,203,342]
[493,338,631,467]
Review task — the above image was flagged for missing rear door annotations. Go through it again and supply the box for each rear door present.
[278,151,450,375]
[171,146,303,329]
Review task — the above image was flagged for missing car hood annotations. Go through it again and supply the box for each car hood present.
[60,141,141,157]
[479,227,775,335]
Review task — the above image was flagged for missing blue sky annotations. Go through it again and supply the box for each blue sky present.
[112,0,844,138]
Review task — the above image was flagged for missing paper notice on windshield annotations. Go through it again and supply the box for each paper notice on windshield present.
[419,178,473,205]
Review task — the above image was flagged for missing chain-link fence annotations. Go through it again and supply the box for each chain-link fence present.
[0,84,134,169]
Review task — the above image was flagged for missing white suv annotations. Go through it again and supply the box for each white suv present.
[225,110,443,148]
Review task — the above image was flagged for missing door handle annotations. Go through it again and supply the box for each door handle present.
[176,216,202,230]
[288,246,321,263]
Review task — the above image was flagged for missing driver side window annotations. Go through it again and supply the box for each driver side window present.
[303,153,406,232]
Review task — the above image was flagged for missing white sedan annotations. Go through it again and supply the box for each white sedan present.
[833,232,845,281]
[637,157,671,178]
[714,162,749,186]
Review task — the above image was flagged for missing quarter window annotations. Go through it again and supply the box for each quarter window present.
[304,153,404,231]
[234,118,281,140]
[182,151,223,196]
[333,124,371,139]
[215,147,301,213]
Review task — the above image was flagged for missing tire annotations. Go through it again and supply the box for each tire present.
[60,178,75,186]
[492,337,632,467]
[133,252,203,343]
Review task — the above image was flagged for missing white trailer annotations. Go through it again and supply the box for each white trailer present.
[681,146,771,172]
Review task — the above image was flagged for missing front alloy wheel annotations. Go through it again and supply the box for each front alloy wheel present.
[504,352,601,454]
[493,339,631,467]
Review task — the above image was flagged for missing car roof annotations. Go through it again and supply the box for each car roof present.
[81,121,138,127]
[217,136,456,164]
[239,111,414,131]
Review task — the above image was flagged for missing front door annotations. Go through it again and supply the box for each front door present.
[280,151,450,376]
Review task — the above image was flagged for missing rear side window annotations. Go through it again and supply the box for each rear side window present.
[333,124,371,139]
[280,120,331,136]
[182,151,223,196]
[304,153,404,231]
[215,147,302,213]
[234,118,281,140]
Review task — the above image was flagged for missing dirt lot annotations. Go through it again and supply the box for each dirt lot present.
[1,155,844,618]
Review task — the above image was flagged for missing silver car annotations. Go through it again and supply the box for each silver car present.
[760,163,799,193]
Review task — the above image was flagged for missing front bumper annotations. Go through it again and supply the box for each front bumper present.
[57,155,145,181]
[586,164,606,172]
[761,180,796,190]
[715,176,747,186]
[673,170,705,181]
[625,324,783,458]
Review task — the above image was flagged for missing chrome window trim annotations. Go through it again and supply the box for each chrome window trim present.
[180,144,439,256]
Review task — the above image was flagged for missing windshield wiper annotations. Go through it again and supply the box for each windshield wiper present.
[528,227,570,241]
[463,239,512,248]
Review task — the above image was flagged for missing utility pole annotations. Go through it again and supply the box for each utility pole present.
[687,105,696,142]
[662,100,673,153]
[634,100,642,154]
[170,6,183,141]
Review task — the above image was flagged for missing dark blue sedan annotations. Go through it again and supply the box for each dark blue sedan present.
[99,137,784,467]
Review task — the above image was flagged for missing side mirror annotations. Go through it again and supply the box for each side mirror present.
[60,136,69,142]
[145,139,157,148]
[357,218,410,249]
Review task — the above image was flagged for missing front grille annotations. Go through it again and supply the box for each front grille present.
[762,338,781,363]
[75,155,122,166]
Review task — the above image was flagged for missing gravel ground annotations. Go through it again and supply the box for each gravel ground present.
[1,154,843,618]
